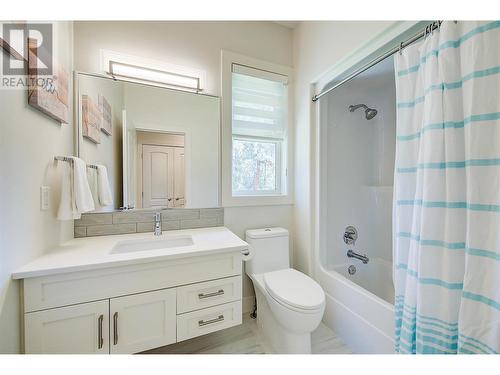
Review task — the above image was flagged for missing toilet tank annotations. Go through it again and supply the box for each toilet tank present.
[245,228,290,276]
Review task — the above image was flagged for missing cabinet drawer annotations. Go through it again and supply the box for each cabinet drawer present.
[176,300,242,342]
[177,276,242,314]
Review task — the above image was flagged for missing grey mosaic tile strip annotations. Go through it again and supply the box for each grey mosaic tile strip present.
[113,210,158,224]
[86,223,137,237]
[136,220,181,233]
[180,217,218,229]
[74,208,224,237]
[75,213,113,227]
[200,208,224,218]
[162,209,199,221]
[74,226,87,238]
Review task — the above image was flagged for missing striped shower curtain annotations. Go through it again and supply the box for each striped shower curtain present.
[393,21,500,354]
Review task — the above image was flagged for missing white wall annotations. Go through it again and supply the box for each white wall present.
[0,22,74,353]
[73,21,294,303]
[292,21,396,276]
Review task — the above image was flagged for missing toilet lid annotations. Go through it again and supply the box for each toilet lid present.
[263,269,325,310]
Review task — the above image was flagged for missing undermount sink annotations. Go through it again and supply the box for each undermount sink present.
[111,235,194,254]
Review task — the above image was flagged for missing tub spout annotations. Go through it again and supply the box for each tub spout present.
[347,249,369,264]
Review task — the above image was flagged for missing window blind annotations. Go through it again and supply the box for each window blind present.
[231,64,288,139]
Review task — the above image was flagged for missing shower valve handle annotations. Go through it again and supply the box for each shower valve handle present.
[343,226,358,245]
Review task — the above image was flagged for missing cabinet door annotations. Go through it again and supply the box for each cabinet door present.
[110,288,176,354]
[25,300,109,354]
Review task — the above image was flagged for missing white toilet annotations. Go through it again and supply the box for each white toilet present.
[245,227,325,354]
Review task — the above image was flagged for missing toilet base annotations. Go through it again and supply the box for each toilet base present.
[255,288,312,354]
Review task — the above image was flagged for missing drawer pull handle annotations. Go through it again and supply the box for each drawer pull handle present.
[113,312,118,345]
[97,314,104,349]
[198,289,225,299]
[198,314,224,327]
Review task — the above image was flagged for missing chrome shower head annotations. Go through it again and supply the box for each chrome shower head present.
[365,107,378,120]
[348,104,378,120]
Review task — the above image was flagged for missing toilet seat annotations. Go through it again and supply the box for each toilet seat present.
[263,269,325,311]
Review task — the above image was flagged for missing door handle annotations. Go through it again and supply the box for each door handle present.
[113,312,118,345]
[97,314,104,349]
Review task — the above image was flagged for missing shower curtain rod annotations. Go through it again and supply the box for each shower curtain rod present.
[312,21,443,102]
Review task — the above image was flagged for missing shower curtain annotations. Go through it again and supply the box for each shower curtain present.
[393,21,500,354]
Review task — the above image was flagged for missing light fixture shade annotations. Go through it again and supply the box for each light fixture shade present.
[109,61,201,92]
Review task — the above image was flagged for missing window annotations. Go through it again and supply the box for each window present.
[232,137,281,195]
[231,64,288,196]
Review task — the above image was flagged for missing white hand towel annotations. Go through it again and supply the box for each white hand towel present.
[70,157,95,215]
[95,164,113,206]
[57,159,79,220]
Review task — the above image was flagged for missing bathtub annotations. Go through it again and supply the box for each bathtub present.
[318,257,395,353]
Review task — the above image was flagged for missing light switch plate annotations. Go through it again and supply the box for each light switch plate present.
[40,186,50,210]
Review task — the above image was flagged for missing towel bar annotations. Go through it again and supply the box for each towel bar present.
[54,156,98,169]
[54,156,72,163]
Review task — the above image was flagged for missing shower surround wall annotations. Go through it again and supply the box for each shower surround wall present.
[318,59,397,353]
[323,65,396,271]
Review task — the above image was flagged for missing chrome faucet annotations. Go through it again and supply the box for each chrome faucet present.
[347,249,369,264]
[154,212,162,236]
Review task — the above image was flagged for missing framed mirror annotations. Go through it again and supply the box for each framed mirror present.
[75,72,220,211]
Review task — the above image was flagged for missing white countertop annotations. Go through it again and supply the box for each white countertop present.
[12,227,248,279]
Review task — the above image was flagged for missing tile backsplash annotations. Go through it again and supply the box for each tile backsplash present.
[74,208,224,237]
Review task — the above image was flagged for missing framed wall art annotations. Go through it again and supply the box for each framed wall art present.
[27,37,69,123]
[99,94,112,135]
[81,94,101,143]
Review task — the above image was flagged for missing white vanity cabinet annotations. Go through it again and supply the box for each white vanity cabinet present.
[19,247,243,354]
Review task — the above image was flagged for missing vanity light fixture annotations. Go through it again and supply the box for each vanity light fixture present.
[108,60,202,93]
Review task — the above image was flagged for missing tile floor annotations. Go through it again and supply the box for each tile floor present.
[143,314,352,354]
